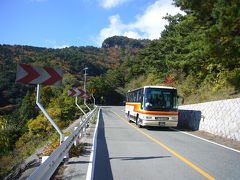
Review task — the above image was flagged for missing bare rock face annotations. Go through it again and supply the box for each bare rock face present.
[102,36,148,49]
[3,148,43,180]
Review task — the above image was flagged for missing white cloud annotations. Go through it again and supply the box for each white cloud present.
[54,45,69,49]
[44,40,69,49]
[96,0,184,46]
[123,31,141,39]
[99,15,123,39]
[99,0,131,8]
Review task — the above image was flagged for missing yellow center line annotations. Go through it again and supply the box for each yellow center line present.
[109,109,216,180]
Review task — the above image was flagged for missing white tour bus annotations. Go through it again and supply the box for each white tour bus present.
[125,86,183,128]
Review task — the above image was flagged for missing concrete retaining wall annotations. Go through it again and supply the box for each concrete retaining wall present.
[178,98,240,141]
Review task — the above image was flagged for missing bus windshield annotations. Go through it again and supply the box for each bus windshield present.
[144,88,178,111]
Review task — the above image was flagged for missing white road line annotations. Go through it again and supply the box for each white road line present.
[171,128,240,153]
[86,109,100,180]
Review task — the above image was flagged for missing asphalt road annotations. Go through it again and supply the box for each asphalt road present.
[93,106,240,180]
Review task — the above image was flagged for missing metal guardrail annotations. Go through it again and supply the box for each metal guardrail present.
[27,107,98,180]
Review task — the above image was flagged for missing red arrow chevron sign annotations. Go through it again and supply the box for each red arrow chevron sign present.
[16,64,63,86]
[68,89,77,96]
[68,88,91,99]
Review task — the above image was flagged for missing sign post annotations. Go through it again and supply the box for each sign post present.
[75,96,86,116]
[36,84,64,143]
[68,88,91,115]
[89,89,96,107]
[16,64,64,144]
[84,99,91,111]
[91,94,95,107]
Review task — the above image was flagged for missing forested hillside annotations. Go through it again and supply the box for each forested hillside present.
[0,0,240,178]
[0,36,146,109]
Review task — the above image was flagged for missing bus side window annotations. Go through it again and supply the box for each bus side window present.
[137,90,141,102]
[133,91,137,102]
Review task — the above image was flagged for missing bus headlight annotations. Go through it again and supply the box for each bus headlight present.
[145,116,152,120]
[171,117,178,120]
[155,117,169,120]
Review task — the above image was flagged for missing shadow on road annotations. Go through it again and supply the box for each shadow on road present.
[67,160,90,165]
[146,127,177,131]
[110,156,171,161]
[93,110,113,180]
[98,106,112,109]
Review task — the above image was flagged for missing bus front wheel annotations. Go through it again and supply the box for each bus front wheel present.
[136,116,142,128]
[127,112,131,123]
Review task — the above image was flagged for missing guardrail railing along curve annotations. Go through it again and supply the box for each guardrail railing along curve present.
[27,107,98,180]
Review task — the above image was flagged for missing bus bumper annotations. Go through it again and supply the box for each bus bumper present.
[142,120,178,127]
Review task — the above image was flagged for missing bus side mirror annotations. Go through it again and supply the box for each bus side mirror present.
[177,95,184,104]
[181,97,184,104]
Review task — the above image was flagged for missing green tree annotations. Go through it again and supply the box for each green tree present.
[18,91,38,133]
[0,116,9,156]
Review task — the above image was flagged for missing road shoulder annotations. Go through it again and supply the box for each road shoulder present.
[176,128,240,152]
[61,122,96,180]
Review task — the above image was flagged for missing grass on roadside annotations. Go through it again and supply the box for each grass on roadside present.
[90,108,99,124]
[0,135,50,179]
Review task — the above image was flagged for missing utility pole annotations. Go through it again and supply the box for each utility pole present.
[83,67,88,104]
[83,67,91,111]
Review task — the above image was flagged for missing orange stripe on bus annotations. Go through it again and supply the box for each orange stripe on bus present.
[126,103,178,116]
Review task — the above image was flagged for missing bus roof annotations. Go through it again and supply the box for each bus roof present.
[127,86,176,92]
[144,86,176,89]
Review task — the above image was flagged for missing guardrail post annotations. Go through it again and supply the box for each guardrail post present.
[64,136,69,164]
[74,127,79,146]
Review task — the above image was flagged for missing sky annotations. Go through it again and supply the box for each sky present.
[0,0,183,48]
